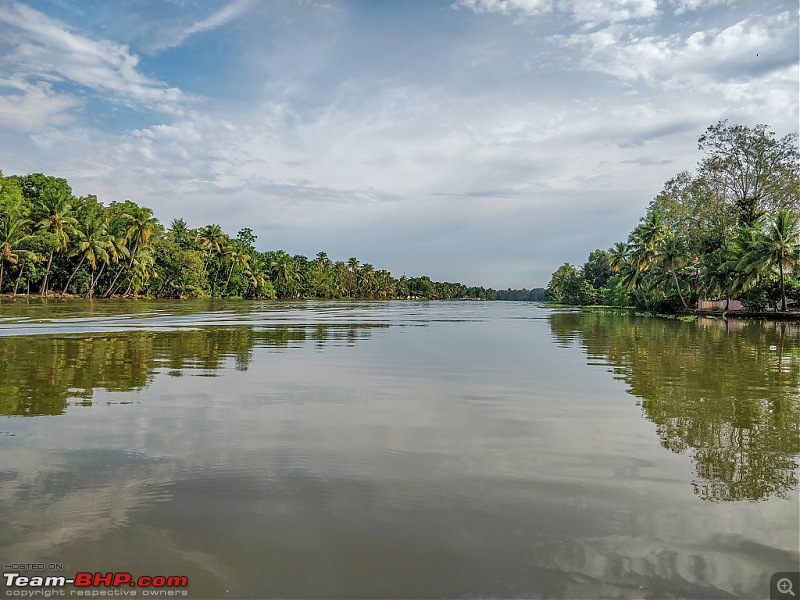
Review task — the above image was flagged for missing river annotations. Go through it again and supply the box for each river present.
[0,299,797,598]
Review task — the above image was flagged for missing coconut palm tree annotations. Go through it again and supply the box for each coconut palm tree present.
[270,252,301,298]
[740,209,800,311]
[35,188,77,295]
[223,245,250,294]
[608,241,630,274]
[122,206,159,296]
[62,216,112,294]
[650,233,691,310]
[0,212,32,293]
[198,224,227,267]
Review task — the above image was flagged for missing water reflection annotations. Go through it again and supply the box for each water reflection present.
[0,324,386,416]
[549,311,800,501]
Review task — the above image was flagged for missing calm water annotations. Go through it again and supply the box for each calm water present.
[0,300,798,599]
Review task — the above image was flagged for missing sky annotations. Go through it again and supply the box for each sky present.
[0,0,797,288]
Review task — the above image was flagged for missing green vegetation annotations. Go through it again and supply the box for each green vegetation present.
[0,170,494,301]
[547,121,800,313]
[494,287,547,301]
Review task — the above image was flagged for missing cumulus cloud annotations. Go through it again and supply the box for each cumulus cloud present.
[567,12,797,88]
[0,2,186,111]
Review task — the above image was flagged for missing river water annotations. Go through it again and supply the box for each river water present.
[0,300,798,598]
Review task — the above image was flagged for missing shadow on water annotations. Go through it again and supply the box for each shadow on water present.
[0,324,385,417]
[549,311,800,502]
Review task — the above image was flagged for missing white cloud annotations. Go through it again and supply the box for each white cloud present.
[150,0,257,51]
[670,0,734,14]
[569,0,659,27]
[455,0,659,24]
[454,0,551,16]
[0,2,186,111]
[0,76,80,130]
[569,12,797,91]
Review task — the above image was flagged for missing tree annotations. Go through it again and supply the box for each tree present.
[34,188,77,296]
[269,251,302,298]
[650,233,691,311]
[0,212,32,293]
[582,249,613,289]
[122,204,160,296]
[223,244,250,294]
[698,120,800,227]
[740,210,800,311]
[547,263,581,303]
[62,216,112,295]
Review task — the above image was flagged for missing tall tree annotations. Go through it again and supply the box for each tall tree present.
[0,213,32,293]
[698,121,800,227]
[122,204,160,296]
[62,216,112,295]
[740,210,800,311]
[34,188,77,296]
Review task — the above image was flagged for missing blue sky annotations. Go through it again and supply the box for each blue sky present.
[0,0,797,288]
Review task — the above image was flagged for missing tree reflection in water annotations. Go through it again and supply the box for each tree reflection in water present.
[0,324,384,417]
[549,311,800,501]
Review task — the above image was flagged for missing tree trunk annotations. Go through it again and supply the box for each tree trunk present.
[123,272,136,297]
[13,261,25,296]
[780,263,788,312]
[0,261,4,294]
[224,264,235,294]
[105,265,125,297]
[672,271,689,311]
[121,242,142,297]
[62,255,86,294]
[40,250,54,296]
[88,263,106,298]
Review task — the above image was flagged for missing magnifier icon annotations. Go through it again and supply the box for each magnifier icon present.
[778,578,796,597]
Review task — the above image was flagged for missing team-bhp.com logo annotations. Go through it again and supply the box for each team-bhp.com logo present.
[4,572,189,597]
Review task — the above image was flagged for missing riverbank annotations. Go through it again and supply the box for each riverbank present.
[546,303,800,321]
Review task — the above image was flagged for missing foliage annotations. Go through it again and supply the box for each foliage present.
[548,121,800,313]
[0,168,493,301]
[494,288,547,301]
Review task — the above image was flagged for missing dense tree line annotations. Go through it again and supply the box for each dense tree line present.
[494,288,547,301]
[547,121,800,312]
[0,170,494,301]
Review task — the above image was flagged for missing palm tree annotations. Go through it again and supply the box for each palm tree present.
[358,263,375,297]
[11,249,38,296]
[629,212,666,275]
[62,216,112,294]
[127,246,156,296]
[315,251,331,269]
[700,246,739,310]
[35,189,77,295]
[608,242,630,273]
[223,245,250,294]
[650,233,691,310]
[168,218,190,247]
[270,252,302,298]
[122,207,159,296]
[741,210,800,311]
[0,212,32,293]
[198,224,227,267]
